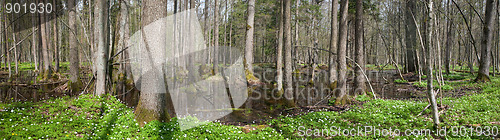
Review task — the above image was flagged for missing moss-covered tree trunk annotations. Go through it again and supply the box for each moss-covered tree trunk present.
[135,0,171,126]
[475,0,497,83]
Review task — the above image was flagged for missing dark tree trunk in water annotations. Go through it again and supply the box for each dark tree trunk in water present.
[335,0,349,105]
[476,0,497,82]
[354,0,365,95]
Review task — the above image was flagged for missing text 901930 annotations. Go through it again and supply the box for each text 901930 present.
[4,2,52,14]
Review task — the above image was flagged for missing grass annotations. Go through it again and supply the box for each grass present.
[394,79,409,84]
[0,62,71,72]
[0,72,499,139]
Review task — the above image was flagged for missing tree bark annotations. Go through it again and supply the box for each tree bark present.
[135,0,171,126]
[476,0,497,82]
[445,18,454,74]
[32,6,38,72]
[53,0,59,72]
[329,0,339,91]
[277,0,284,94]
[335,0,349,105]
[405,0,417,73]
[213,0,220,74]
[245,0,256,81]
[354,0,365,95]
[426,0,440,128]
[284,0,295,107]
[40,1,51,79]
[69,0,81,94]
[94,0,109,96]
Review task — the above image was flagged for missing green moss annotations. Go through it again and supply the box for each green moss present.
[333,95,351,106]
[475,73,491,82]
[68,78,83,94]
[245,69,259,82]
[134,101,170,127]
[394,79,409,84]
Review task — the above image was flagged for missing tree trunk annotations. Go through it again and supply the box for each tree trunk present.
[426,0,440,128]
[276,0,284,94]
[135,0,171,126]
[475,0,497,82]
[94,0,109,96]
[354,0,365,95]
[40,4,51,79]
[329,0,339,91]
[12,25,18,75]
[245,0,257,81]
[284,0,295,107]
[53,0,59,72]
[405,0,417,73]
[32,8,37,72]
[213,0,220,74]
[335,0,349,105]
[445,17,454,74]
[69,0,81,94]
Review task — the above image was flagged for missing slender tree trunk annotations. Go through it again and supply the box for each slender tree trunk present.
[426,0,440,128]
[0,0,3,70]
[53,0,59,72]
[13,28,18,75]
[276,0,284,94]
[476,0,497,82]
[284,0,295,107]
[354,0,365,95]
[245,0,256,80]
[293,0,299,71]
[329,0,339,91]
[335,0,349,105]
[445,14,454,74]
[213,0,219,74]
[32,8,37,72]
[94,0,109,96]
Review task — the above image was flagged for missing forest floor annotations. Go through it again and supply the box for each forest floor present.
[0,69,499,139]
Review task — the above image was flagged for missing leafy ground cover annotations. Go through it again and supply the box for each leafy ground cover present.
[0,72,499,139]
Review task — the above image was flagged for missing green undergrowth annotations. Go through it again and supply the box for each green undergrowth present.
[394,79,409,84]
[0,62,70,72]
[0,94,283,139]
[269,74,500,139]
[412,80,454,90]
[1,72,499,139]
